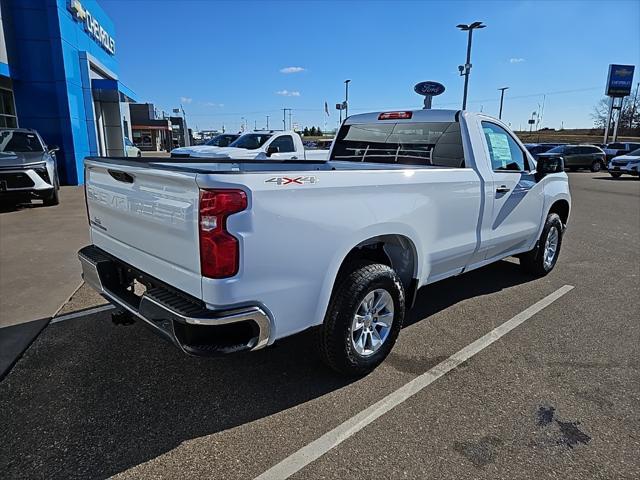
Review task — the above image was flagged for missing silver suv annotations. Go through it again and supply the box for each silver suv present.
[0,128,60,206]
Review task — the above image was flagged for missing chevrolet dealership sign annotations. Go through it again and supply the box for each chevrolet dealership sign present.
[68,0,116,55]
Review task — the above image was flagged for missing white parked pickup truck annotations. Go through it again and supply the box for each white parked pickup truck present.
[170,130,328,161]
[78,109,571,375]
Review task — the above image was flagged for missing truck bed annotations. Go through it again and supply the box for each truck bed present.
[85,156,443,174]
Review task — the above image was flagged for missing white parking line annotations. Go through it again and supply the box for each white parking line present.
[50,304,115,324]
[255,284,574,480]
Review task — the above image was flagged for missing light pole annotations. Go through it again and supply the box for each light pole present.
[344,79,351,118]
[498,87,509,119]
[266,115,270,130]
[456,21,486,110]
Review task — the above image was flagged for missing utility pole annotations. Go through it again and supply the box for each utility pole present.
[498,87,509,119]
[288,109,292,130]
[282,109,292,131]
[344,79,351,118]
[629,81,639,129]
[266,115,270,130]
[457,21,486,110]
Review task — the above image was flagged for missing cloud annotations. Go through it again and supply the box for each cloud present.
[280,66,305,74]
[180,96,193,104]
[202,102,224,107]
[509,58,525,64]
[276,90,301,97]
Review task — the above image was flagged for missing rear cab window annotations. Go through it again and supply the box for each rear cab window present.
[330,121,466,167]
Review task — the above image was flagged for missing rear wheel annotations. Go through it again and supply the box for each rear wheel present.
[609,172,622,178]
[590,160,603,172]
[520,213,563,276]
[319,262,405,375]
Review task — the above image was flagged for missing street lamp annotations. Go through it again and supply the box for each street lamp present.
[456,21,486,110]
[344,79,351,118]
[498,86,509,119]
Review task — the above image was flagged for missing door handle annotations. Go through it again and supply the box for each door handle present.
[290,156,298,160]
[496,185,511,193]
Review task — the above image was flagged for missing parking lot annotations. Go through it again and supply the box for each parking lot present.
[0,172,638,479]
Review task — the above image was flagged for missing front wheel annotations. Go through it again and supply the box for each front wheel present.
[590,160,603,172]
[42,174,60,206]
[609,172,622,178]
[319,262,405,376]
[520,213,563,276]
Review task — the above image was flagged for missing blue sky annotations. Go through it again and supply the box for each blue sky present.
[101,0,639,132]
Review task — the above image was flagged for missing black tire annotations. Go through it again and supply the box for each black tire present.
[520,213,563,276]
[319,262,405,376]
[137,151,142,158]
[42,174,59,206]
[590,160,603,172]
[609,172,622,178]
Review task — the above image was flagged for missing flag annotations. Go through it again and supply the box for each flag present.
[324,101,330,116]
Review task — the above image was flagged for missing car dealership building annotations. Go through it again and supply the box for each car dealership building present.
[0,0,136,184]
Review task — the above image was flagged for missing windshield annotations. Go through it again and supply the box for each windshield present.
[205,134,238,147]
[0,131,44,153]
[330,121,465,167]
[547,145,566,154]
[627,148,640,156]
[228,133,272,150]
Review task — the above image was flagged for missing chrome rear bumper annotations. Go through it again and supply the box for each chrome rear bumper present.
[78,245,271,355]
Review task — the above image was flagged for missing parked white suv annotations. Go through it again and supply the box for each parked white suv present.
[124,137,141,157]
[0,128,60,206]
[79,109,571,374]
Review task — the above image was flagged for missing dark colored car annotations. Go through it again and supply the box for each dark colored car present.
[537,144,607,172]
[524,143,562,161]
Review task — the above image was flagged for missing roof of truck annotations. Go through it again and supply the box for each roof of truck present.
[344,109,460,125]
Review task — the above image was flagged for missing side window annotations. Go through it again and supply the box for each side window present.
[481,122,529,172]
[269,135,295,153]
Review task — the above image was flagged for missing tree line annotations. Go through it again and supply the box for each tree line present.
[301,126,324,136]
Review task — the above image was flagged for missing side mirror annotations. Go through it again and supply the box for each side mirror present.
[535,156,564,181]
[266,145,279,157]
[48,145,60,153]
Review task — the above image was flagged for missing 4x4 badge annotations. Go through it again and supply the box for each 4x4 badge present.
[265,176,318,186]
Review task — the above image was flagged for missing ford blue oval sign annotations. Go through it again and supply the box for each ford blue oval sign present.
[414,81,445,96]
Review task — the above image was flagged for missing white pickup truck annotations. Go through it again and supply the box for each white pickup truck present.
[78,109,570,375]
[170,130,329,161]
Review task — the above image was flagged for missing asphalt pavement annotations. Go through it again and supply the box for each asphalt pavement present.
[0,173,638,479]
[0,186,89,328]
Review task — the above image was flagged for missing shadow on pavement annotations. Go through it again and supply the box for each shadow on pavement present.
[591,176,639,181]
[0,260,531,479]
[0,198,40,214]
[406,259,531,327]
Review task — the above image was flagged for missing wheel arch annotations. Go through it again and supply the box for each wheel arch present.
[548,198,570,227]
[331,234,420,310]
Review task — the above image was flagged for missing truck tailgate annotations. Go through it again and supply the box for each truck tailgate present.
[85,160,202,298]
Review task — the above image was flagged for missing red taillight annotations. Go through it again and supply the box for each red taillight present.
[199,189,247,278]
[378,111,413,120]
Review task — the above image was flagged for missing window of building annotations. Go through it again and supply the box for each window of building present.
[0,88,17,128]
[481,121,529,172]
